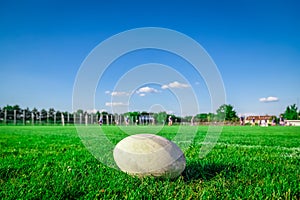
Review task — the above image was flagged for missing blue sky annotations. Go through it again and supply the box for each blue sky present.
[0,0,299,116]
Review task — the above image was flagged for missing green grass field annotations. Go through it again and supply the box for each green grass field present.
[0,125,299,199]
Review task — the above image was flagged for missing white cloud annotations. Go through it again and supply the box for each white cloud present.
[105,90,110,94]
[259,96,279,103]
[105,102,128,107]
[111,91,131,96]
[161,81,190,89]
[136,86,159,94]
[161,85,169,89]
[139,93,146,97]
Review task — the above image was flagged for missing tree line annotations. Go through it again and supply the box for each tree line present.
[0,103,299,125]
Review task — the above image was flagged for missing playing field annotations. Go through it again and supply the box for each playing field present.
[0,125,299,199]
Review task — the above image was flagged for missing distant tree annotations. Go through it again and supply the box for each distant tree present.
[76,109,84,114]
[12,105,22,119]
[101,111,108,115]
[0,107,3,120]
[284,104,298,120]
[48,108,55,115]
[23,107,31,121]
[41,109,47,116]
[2,105,22,123]
[173,115,181,124]
[140,111,148,115]
[55,110,62,122]
[12,105,21,112]
[131,111,141,124]
[3,105,14,111]
[47,108,56,122]
[154,111,168,124]
[32,107,38,114]
[40,109,47,122]
[207,113,216,122]
[132,111,141,118]
[216,104,238,122]
[195,113,208,122]
[31,107,39,122]
[183,116,193,123]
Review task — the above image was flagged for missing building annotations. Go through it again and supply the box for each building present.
[285,120,300,126]
[245,115,276,125]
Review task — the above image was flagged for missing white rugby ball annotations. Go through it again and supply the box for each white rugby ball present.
[113,134,186,178]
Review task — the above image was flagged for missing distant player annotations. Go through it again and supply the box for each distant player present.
[240,116,244,126]
[191,116,195,126]
[125,116,129,126]
[279,115,285,126]
[251,117,255,127]
[168,116,173,126]
[272,118,276,126]
[98,116,103,126]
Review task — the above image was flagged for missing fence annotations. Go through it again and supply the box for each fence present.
[0,109,237,126]
[0,110,123,126]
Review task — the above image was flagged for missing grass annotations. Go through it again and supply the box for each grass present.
[0,125,299,199]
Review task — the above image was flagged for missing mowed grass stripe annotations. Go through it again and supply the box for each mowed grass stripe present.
[0,125,299,199]
[176,141,300,152]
